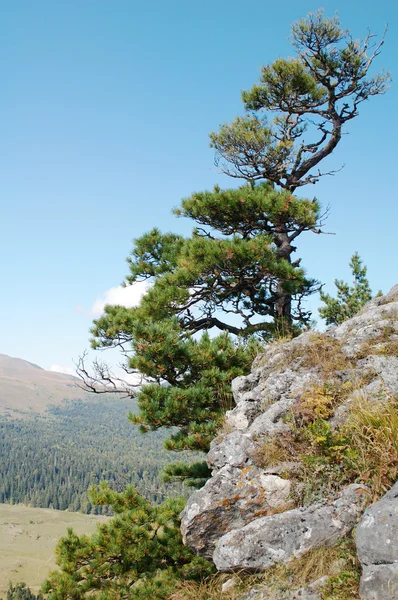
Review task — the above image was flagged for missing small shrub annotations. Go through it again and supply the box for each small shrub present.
[294,384,336,425]
[4,583,43,600]
[292,380,353,427]
[302,398,398,500]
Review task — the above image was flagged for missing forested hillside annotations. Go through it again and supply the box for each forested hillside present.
[0,396,192,512]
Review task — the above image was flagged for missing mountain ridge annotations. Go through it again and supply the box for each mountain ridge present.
[0,353,85,416]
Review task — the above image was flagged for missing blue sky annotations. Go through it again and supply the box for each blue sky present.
[1,0,397,374]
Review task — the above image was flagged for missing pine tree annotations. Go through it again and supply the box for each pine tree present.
[42,484,214,600]
[4,583,43,600]
[80,11,388,478]
[210,10,389,320]
[49,10,389,598]
[319,252,374,325]
[86,183,320,459]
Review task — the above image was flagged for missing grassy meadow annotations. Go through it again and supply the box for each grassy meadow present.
[0,503,107,595]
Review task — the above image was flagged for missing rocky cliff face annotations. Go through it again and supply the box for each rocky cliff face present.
[181,285,398,599]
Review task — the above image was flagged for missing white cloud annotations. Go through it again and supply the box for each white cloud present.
[90,281,149,317]
[50,364,78,377]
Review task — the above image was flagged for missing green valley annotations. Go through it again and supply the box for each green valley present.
[0,503,107,596]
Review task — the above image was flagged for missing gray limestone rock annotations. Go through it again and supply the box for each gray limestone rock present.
[328,294,398,358]
[225,400,263,431]
[208,431,257,471]
[181,466,291,558]
[293,578,328,600]
[225,367,320,434]
[384,283,398,302]
[357,355,398,398]
[356,481,398,599]
[181,285,398,600]
[248,398,294,438]
[359,565,398,600]
[213,484,369,571]
[237,576,328,599]
[232,371,262,403]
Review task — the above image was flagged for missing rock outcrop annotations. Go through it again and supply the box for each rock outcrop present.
[181,467,291,558]
[181,285,398,599]
[214,484,369,571]
[356,481,398,599]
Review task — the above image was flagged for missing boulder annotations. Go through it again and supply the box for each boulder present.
[329,287,398,357]
[356,481,398,599]
[213,484,369,571]
[181,466,291,558]
[208,431,257,471]
[247,397,294,438]
[357,355,398,398]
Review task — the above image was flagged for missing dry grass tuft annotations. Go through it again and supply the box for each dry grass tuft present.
[360,337,398,359]
[253,430,304,469]
[317,539,361,600]
[168,573,258,600]
[229,540,360,599]
[263,540,361,599]
[216,419,234,439]
[217,387,236,413]
[342,397,398,498]
[168,541,361,599]
[299,334,351,373]
[260,333,352,375]
[288,544,351,587]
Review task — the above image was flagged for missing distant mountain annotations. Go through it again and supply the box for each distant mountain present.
[0,354,85,416]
